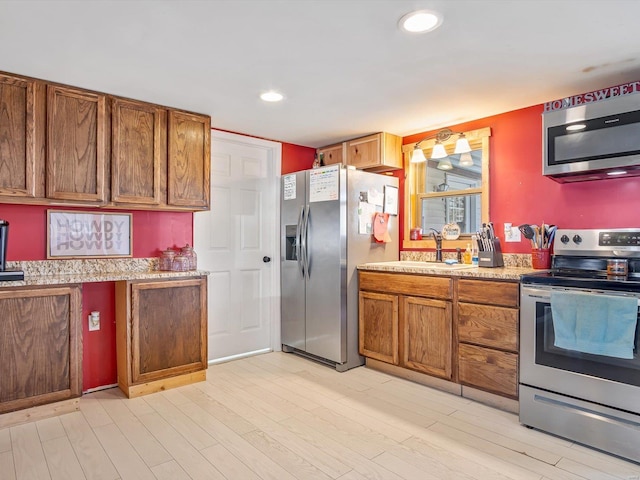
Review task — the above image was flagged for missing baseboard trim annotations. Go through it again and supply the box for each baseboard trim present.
[0,398,79,430]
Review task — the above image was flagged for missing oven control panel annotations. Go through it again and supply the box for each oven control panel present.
[555,228,640,256]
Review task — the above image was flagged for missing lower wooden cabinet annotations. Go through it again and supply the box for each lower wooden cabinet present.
[358,291,398,364]
[457,279,519,399]
[115,276,208,398]
[358,271,453,380]
[0,285,81,414]
[358,271,520,401]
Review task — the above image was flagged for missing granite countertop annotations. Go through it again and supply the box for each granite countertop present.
[0,258,208,288]
[358,257,539,281]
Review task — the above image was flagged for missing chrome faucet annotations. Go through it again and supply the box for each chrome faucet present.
[431,228,443,262]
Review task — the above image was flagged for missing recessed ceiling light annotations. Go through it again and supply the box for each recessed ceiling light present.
[260,91,284,102]
[566,124,587,131]
[607,170,627,176]
[399,10,443,34]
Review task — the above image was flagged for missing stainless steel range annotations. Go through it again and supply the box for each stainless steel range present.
[520,228,640,464]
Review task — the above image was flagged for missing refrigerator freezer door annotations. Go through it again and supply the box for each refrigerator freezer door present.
[304,171,346,363]
[280,171,307,350]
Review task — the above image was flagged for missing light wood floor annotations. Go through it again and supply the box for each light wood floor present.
[2,352,640,480]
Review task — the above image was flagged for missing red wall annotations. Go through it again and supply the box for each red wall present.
[402,105,640,253]
[282,142,315,173]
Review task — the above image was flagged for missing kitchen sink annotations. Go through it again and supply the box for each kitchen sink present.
[370,261,476,270]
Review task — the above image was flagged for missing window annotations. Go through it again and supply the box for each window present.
[403,127,491,249]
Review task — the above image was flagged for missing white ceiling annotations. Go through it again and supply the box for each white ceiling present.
[1,0,639,148]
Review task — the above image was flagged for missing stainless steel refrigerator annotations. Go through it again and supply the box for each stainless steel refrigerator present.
[280,165,399,371]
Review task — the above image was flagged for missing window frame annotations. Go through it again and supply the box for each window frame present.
[402,127,491,250]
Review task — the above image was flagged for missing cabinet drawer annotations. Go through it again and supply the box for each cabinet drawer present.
[359,271,452,299]
[458,344,518,398]
[457,279,519,307]
[458,302,518,352]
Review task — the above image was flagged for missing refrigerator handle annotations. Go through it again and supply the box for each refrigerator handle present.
[303,204,310,279]
[297,206,305,277]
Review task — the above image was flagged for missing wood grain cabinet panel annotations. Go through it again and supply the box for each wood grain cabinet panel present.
[458,343,518,398]
[317,143,344,166]
[358,291,399,364]
[116,277,208,398]
[402,295,452,379]
[0,286,81,414]
[457,279,519,307]
[345,132,402,172]
[111,98,166,206]
[458,302,518,351]
[167,110,210,209]
[359,271,452,299]
[456,279,520,399]
[0,73,45,199]
[46,85,108,203]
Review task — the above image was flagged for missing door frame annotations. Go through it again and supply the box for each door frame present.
[202,129,282,356]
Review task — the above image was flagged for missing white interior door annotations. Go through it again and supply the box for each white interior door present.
[194,130,281,363]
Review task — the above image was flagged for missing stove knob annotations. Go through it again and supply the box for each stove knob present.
[560,234,570,244]
[573,234,582,244]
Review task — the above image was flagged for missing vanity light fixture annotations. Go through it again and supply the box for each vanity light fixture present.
[399,10,443,34]
[260,91,284,102]
[410,128,473,163]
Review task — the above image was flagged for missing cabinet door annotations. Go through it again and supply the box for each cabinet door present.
[402,295,452,379]
[359,291,399,364]
[0,286,81,414]
[0,73,45,199]
[111,98,166,206]
[47,85,108,202]
[167,110,210,209]
[129,278,207,384]
[346,133,380,169]
[318,143,344,166]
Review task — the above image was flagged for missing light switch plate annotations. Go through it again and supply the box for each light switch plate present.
[504,224,521,242]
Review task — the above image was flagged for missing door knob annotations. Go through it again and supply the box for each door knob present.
[263,256,271,263]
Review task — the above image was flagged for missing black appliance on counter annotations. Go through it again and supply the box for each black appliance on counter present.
[0,219,24,282]
[520,228,640,464]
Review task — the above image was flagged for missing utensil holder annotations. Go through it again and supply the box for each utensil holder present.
[478,238,504,267]
[531,248,551,269]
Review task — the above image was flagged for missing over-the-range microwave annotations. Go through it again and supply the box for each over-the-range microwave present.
[543,92,640,182]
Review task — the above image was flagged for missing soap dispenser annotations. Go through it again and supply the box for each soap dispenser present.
[463,243,472,264]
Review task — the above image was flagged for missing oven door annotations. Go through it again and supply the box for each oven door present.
[520,284,640,415]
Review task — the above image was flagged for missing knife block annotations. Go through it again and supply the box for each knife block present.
[478,238,504,267]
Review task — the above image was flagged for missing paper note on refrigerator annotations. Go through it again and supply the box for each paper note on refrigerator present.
[358,201,377,234]
[283,174,296,200]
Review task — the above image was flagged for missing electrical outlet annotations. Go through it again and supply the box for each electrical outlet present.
[88,311,100,331]
[504,223,522,242]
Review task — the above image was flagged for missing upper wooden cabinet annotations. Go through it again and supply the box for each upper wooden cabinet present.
[0,70,211,211]
[317,143,344,166]
[0,73,45,199]
[111,98,166,206]
[167,110,211,209]
[47,85,108,203]
[346,132,402,172]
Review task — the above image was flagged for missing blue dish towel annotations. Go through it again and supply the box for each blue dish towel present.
[551,291,638,359]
